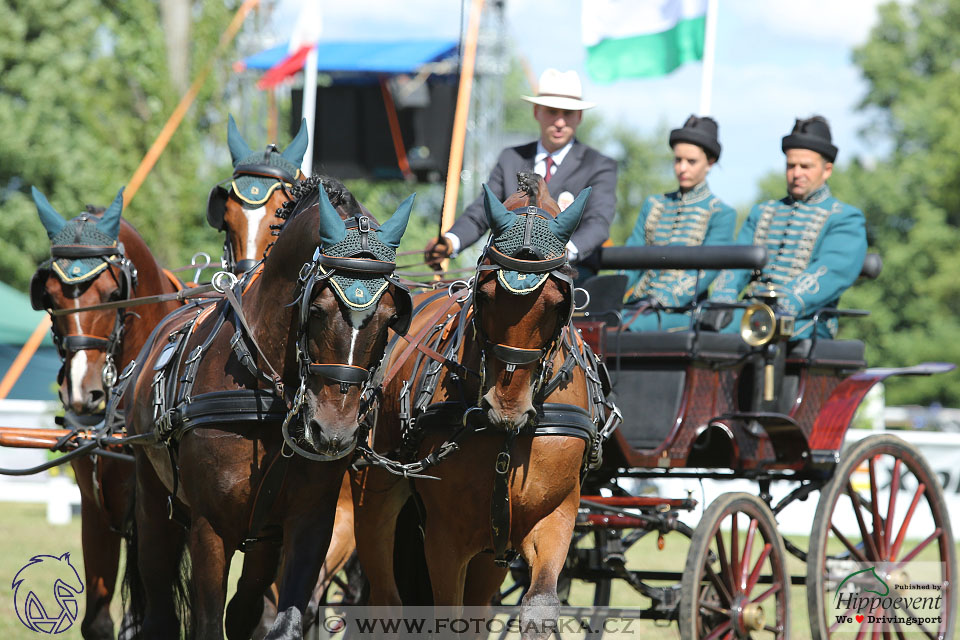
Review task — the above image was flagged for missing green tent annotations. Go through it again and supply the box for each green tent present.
[0,281,59,401]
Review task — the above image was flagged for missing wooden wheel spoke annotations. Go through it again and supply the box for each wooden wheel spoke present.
[900,602,938,639]
[749,581,781,605]
[702,619,733,640]
[847,481,882,561]
[715,529,732,596]
[889,482,925,561]
[740,518,758,590]
[899,528,942,564]
[729,512,740,591]
[868,457,886,558]
[883,459,901,563]
[763,624,783,633]
[745,542,773,595]
[699,601,732,617]
[830,525,869,563]
[829,605,857,633]
[705,562,734,607]
[893,620,908,640]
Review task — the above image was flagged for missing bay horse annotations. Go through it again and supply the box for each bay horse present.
[352,174,614,636]
[206,115,308,274]
[121,176,414,639]
[29,186,184,639]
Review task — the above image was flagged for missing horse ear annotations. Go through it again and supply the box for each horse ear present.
[316,184,347,248]
[227,114,253,166]
[31,186,67,239]
[482,184,516,237]
[95,187,125,240]
[548,186,591,244]
[375,194,415,250]
[282,118,309,168]
[59,552,71,562]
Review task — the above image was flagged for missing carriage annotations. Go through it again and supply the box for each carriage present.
[492,245,956,640]
[4,169,955,640]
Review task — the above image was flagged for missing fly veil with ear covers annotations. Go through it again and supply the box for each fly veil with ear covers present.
[206,115,309,271]
[281,181,415,459]
[472,183,590,375]
[30,186,136,387]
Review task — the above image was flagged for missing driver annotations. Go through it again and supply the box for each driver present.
[710,116,867,339]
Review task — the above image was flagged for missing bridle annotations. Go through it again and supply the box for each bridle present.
[206,150,299,273]
[31,235,138,391]
[280,215,413,460]
[471,205,575,395]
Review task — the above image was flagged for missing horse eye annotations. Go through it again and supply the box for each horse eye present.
[107,289,123,302]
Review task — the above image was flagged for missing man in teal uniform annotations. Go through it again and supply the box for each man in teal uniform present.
[622,115,736,331]
[710,116,867,338]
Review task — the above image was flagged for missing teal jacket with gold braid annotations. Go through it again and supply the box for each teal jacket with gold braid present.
[711,184,867,339]
[622,181,736,331]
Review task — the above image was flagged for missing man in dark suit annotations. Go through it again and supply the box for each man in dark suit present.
[425,68,618,279]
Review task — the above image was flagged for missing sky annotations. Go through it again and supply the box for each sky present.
[264,0,891,209]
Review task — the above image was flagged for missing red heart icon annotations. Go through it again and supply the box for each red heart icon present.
[855,615,864,623]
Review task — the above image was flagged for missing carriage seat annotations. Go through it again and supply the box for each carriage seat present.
[786,338,866,369]
[602,328,748,360]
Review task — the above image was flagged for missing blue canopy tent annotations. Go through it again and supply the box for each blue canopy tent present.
[236,39,461,181]
[238,39,459,77]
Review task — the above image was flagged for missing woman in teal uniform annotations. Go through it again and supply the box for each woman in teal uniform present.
[622,115,736,331]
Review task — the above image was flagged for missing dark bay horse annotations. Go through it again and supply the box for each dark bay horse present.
[121,176,414,639]
[206,115,308,274]
[29,186,183,639]
[352,174,613,636]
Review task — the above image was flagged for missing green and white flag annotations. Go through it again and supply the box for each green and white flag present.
[582,0,707,83]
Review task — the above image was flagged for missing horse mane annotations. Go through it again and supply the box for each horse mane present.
[504,172,559,215]
[267,175,364,255]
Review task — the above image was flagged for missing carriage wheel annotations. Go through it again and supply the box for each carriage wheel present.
[680,493,789,640]
[806,434,956,640]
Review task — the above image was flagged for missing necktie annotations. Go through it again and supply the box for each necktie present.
[544,155,554,184]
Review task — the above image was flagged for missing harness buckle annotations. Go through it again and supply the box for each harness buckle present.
[495,451,511,475]
[526,206,537,215]
[358,216,371,233]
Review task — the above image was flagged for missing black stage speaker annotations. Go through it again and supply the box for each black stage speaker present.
[292,80,456,182]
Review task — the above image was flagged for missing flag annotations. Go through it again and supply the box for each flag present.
[582,0,707,83]
[257,0,323,90]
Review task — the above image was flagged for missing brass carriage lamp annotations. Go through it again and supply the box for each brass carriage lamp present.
[741,284,796,402]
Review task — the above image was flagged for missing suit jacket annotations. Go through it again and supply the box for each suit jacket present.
[448,140,618,263]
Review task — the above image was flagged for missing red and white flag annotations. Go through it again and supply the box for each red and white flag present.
[257,0,323,90]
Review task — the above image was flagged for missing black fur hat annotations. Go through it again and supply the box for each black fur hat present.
[781,115,838,162]
[669,115,721,160]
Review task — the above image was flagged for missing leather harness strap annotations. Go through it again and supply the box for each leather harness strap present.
[379,287,474,391]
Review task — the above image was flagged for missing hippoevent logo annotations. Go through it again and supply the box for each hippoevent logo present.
[11,553,84,634]
[830,562,945,635]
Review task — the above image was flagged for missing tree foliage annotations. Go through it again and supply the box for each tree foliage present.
[0,0,242,289]
[814,0,960,404]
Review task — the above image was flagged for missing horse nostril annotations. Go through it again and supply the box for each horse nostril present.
[87,390,105,410]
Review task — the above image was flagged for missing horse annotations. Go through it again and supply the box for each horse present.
[206,115,308,274]
[206,116,363,637]
[352,173,613,637]
[120,175,415,639]
[29,186,184,639]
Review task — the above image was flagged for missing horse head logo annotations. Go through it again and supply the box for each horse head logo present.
[836,566,890,599]
[11,552,84,634]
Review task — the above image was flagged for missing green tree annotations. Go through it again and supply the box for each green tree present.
[751,0,960,405]
[0,0,243,289]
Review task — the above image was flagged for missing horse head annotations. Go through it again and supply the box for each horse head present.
[206,114,309,274]
[257,177,414,461]
[473,173,590,430]
[31,187,138,414]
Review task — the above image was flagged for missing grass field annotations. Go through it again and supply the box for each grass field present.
[1,501,957,639]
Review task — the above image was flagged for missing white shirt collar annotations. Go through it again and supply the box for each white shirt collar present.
[535,140,574,166]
